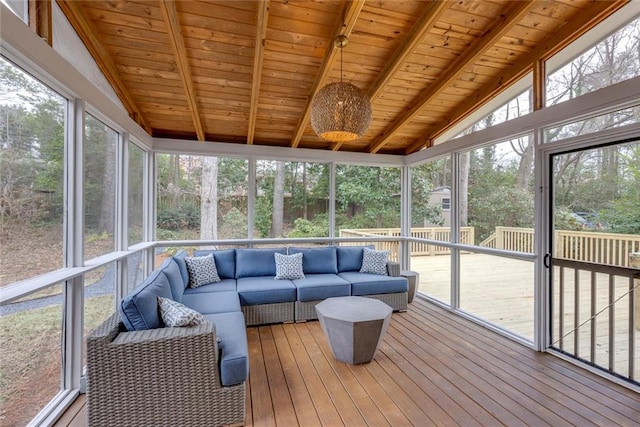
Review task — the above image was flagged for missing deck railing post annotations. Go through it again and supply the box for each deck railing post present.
[630,252,640,331]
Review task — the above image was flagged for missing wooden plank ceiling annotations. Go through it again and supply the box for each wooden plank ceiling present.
[57,0,626,155]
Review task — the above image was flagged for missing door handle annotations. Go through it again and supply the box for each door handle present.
[543,253,551,268]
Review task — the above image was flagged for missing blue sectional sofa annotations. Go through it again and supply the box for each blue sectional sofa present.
[86,245,407,427]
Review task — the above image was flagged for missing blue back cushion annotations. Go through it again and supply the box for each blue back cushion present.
[235,248,286,278]
[158,257,186,302]
[119,269,173,331]
[173,251,189,284]
[336,245,374,272]
[194,249,236,279]
[289,246,338,274]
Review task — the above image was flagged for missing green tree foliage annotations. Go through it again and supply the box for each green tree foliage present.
[0,59,65,234]
[335,165,401,232]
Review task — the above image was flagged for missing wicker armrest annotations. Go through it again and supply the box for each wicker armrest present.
[87,314,231,426]
[387,261,401,277]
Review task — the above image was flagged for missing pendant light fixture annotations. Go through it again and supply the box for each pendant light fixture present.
[310,35,372,143]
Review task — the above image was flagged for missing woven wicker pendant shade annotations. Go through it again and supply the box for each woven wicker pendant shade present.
[310,34,371,143]
[310,82,372,142]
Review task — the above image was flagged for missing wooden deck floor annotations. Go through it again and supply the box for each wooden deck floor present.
[55,298,640,427]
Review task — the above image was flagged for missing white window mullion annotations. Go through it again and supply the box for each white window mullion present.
[116,132,129,300]
[248,158,256,243]
[400,165,411,270]
[450,154,460,309]
[62,98,84,391]
[329,162,336,240]
[144,151,156,273]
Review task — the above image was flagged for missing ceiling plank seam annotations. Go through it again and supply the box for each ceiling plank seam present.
[247,0,270,145]
[368,0,535,154]
[55,0,150,133]
[160,0,205,142]
[290,0,365,149]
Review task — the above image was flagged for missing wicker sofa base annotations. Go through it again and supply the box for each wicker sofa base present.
[295,292,408,322]
[87,314,246,427]
[242,301,295,326]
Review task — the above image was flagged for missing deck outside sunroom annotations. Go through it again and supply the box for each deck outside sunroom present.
[1,1,640,426]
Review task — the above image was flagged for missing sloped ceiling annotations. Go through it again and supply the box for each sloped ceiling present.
[57,0,627,155]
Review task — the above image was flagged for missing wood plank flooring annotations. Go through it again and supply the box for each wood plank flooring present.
[54,298,640,426]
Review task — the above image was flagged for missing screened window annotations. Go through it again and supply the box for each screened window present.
[156,154,248,241]
[335,165,401,237]
[0,57,66,285]
[84,114,117,258]
[255,160,329,238]
[547,17,640,106]
[128,142,144,245]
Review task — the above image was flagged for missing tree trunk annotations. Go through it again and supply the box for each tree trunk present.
[98,130,117,234]
[200,156,218,243]
[516,137,534,191]
[459,151,470,227]
[271,161,285,237]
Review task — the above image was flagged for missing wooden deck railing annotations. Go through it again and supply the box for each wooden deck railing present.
[339,227,474,260]
[555,230,640,268]
[342,226,640,269]
[482,226,640,268]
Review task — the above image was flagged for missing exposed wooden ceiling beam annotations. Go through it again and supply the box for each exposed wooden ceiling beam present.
[330,0,449,152]
[247,0,270,145]
[55,1,150,133]
[367,0,450,103]
[159,0,205,141]
[406,0,629,154]
[367,1,534,154]
[29,0,52,46]
[290,0,365,149]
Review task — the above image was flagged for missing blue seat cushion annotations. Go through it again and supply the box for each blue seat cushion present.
[339,272,408,296]
[204,311,248,386]
[293,274,351,301]
[289,247,338,274]
[194,249,236,280]
[182,278,236,294]
[119,269,173,331]
[236,276,296,305]
[181,290,241,315]
[157,257,186,303]
[235,248,286,278]
[337,245,374,273]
